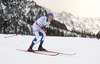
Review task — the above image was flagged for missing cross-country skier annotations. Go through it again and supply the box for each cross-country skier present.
[28,13,54,52]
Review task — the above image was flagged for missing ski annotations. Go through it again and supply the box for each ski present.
[17,49,59,56]
[47,51,76,55]
[35,50,76,55]
[17,49,76,56]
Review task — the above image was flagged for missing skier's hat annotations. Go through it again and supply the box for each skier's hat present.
[48,13,54,19]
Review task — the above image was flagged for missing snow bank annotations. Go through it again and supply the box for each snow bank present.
[0,34,100,64]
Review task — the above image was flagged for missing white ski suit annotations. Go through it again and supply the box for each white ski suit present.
[31,16,50,47]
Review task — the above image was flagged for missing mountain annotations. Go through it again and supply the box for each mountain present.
[0,0,100,38]
[0,0,47,33]
[0,0,66,34]
[54,12,100,35]
[44,7,100,35]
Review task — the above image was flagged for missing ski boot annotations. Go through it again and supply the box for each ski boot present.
[28,46,34,52]
[38,45,47,51]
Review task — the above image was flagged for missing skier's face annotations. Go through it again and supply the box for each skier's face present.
[48,17,53,21]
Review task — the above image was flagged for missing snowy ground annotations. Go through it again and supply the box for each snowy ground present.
[0,34,100,64]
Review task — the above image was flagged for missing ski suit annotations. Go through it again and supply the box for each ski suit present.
[31,16,51,47]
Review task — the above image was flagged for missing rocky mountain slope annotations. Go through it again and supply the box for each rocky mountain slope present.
[0,0,100,37]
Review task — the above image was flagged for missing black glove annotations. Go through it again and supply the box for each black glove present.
[45,32,49,36]
[41,26,47,30]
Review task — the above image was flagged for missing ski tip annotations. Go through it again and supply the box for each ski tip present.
[73,53,77,55]
[17,49,23,51]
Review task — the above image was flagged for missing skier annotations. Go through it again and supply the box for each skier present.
[28,13,54,52]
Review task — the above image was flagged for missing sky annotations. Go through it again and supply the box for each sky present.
[34,0,100,18]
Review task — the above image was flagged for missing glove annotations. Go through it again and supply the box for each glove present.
[46,32,49,36]
[41,26,47,30]
[16,32,18,35]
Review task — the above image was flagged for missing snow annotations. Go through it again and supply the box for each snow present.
[25,5,30,16]
[1,3,6,14]
[0,34,100,64]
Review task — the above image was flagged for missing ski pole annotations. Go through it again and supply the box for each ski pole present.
[4,32,30,38]
[4,34,17,38]
[4,32,18,38]
[20,32,30,35]
[4,29,47,38]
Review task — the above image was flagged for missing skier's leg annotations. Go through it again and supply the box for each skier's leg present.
[38,30,46,51]
[28,31,40,51]
[39,30,46,46]
[31,31,39,47]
